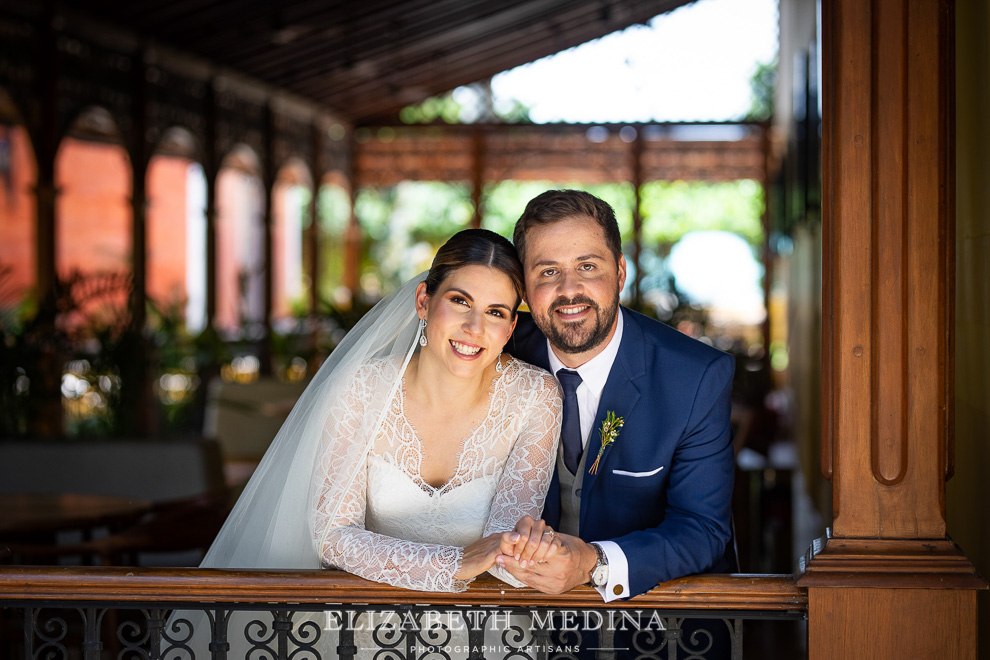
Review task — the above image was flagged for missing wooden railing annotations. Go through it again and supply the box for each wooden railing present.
[0,567,806,659]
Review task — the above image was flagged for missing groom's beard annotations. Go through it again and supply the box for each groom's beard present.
[532,291,620,355]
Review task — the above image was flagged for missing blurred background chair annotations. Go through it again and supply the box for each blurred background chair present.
[203,377,307,486]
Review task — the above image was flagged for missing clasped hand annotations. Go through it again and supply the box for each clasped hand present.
[454,515,562,580]
[494,516,600,595]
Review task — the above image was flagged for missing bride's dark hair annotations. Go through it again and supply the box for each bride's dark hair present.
[424,229,525,315]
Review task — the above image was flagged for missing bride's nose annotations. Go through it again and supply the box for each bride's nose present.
[462,309,484,335]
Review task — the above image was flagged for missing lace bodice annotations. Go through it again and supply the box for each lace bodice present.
[312,357,562,592]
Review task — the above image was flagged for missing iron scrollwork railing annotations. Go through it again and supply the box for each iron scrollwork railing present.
[0,567,807,660]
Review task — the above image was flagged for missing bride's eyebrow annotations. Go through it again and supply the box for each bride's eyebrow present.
[447,287,474,302]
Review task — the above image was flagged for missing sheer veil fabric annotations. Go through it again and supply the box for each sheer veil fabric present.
[167,275,427,656]
[200,273,426,569]
[201,274,426,572]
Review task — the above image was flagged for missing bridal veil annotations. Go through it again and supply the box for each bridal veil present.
[201,273,426,571]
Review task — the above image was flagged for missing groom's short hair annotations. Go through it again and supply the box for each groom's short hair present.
[513,189,622,265]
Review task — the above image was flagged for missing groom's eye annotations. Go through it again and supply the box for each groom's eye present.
[540,268,557,277]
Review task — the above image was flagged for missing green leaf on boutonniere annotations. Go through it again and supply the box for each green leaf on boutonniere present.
[589,410,623,475]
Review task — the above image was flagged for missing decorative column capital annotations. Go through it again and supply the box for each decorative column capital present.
[797,534,987,591]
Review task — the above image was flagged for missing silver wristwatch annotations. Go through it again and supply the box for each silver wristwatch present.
[589,542,609,587]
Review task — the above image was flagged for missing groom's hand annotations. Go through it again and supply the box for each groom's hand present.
[500,515,561,567]
[495,532,598,595]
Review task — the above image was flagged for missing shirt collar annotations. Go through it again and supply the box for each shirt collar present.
[547,308,624,395]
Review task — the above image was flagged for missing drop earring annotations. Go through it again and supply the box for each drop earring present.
[495,352,504,373]
[418,319,428,347]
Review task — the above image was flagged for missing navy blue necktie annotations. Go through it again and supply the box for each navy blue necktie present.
[557,369,584,474]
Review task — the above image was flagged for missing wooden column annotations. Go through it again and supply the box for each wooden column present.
[630,128,644,309]
[129,55,149,335]
[343,134,361,296]
[259,104,274,377]
[204,82,218,330]
[307,124,323,317]
[470,127,484,229]
[127,52,152,435]
[799,1,985,658]
[30,1,62,437]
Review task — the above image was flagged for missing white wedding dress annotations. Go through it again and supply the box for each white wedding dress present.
[170,273,563,659]
[313,355,562,592]
[169,356,560,659]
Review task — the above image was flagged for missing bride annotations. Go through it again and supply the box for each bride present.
[171,229,563,656]
[310,229,563,590]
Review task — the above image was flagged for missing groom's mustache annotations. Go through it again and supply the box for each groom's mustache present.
[549,295,599,314]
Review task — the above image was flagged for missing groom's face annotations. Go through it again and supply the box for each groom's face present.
[522,214,626,366]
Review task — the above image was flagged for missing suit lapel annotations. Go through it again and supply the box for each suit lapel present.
[579,309,645,532]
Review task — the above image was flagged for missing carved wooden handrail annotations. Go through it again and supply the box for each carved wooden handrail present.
[0,567,806,612]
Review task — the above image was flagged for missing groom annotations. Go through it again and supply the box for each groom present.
[498,189,735,601]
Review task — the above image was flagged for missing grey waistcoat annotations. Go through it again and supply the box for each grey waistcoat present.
[557,444,590,537]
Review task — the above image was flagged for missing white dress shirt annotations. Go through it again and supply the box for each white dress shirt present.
[546,311,630,602]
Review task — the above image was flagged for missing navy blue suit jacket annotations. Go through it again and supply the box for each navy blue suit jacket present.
[508,307,735,597]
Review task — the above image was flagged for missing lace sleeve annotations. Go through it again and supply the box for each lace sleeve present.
[484,368,563,587]
[311,362,469,593]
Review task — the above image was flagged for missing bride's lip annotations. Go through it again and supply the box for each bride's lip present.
[449,339,484,359]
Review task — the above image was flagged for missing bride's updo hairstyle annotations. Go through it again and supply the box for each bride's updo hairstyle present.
[423,229,525,317]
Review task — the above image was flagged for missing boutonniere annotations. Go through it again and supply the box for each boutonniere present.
[588,411,623,475]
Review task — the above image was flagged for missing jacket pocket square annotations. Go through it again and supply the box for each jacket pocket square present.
[611,466,664,478]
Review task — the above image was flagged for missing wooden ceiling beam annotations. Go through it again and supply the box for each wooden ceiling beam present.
[28,0,695,124]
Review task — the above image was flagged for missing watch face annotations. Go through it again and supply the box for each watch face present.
[591,565,609,587]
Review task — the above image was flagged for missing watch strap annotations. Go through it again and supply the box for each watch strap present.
[590,542,609,586]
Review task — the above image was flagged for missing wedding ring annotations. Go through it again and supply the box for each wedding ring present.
[543,529,555,541]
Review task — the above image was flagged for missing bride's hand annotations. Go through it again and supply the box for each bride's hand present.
[499,515,561,568]
[454,534,503,580]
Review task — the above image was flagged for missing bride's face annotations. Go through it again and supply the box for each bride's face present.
[415,264,518,379]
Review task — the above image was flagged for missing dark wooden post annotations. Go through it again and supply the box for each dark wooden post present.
[308,123,323,318]
[343,134,360,296]
[30,1,62,437]
[204,81,218,330]
[470,127,484,229]
[127,50,152,435]
[798,1,986,657]
[259,103,275,377]
[129,55,148,336]
[630,128,644,309]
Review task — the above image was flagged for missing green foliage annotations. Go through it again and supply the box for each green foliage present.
[640,180,764,247]
[355,182,474,292]
[399,83,532,124]
[399,93,464,124]
[316,184,351,298]
[481,181,636,242]
[746,59,777,121]
[491,99,531,123]
[318,185,351,234]
[0,292,47,437]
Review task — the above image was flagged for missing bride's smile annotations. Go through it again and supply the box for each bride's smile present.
[450,340,482,357]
